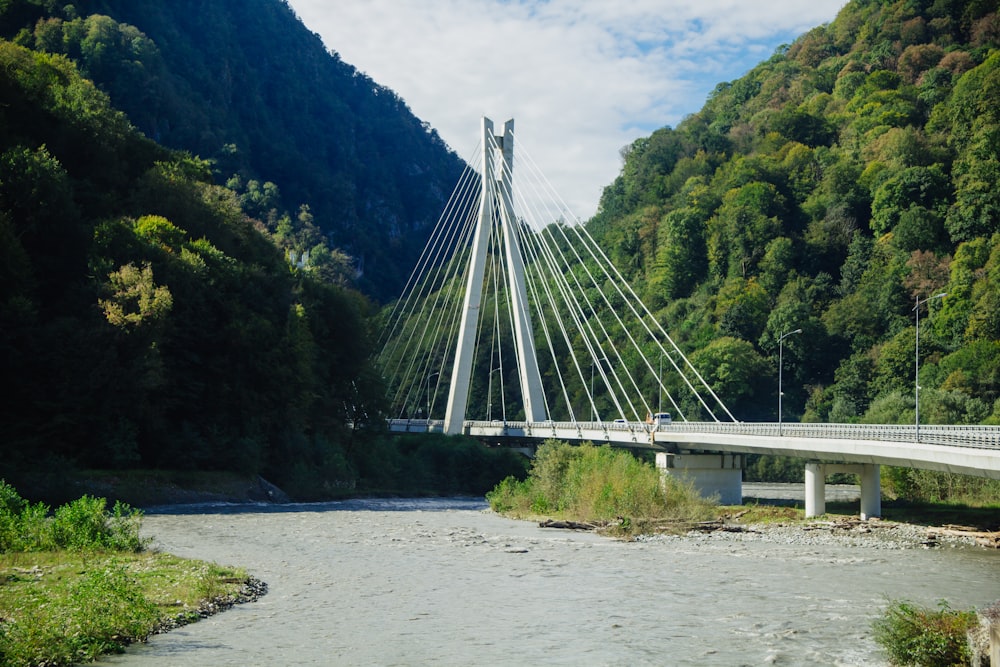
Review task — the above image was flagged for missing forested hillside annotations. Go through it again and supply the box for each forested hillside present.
[0,37,390,496]
[589,0,1000,428]
[0,0,466,302]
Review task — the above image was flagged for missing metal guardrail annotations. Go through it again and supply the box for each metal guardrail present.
[387,419,1000,451]
[665,421,1000,450]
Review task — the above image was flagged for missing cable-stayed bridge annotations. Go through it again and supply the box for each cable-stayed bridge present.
[378,117,1000,519]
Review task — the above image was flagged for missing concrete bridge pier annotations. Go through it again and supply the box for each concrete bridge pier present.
[805,462,881,520]
[655,452,743,505]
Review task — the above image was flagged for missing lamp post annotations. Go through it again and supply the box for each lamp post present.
[914,292,946,442]
[778,328,802,435]
[425,371,439,421]
[487,366,501,421]
[590,360,597,422]
[658,353,663,416]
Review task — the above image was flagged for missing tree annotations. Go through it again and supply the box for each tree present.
[946,121,1000,243]
[870,164,951,237]
[688,336,771,419]
[647,207,707,300]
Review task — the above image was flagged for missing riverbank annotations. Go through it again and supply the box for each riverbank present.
[0,481,270,667]
[634,514,992,550]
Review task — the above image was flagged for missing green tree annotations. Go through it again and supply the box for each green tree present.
[689,337,772,419]
[647,206,707,301]
[870,164,951,237]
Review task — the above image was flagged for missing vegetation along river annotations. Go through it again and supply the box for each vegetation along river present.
[94,497,1000,666]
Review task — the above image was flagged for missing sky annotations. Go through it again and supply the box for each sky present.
[285,0,848,220]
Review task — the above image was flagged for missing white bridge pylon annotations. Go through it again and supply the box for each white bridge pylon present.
[377,117,738,433]
[444,118,546,434]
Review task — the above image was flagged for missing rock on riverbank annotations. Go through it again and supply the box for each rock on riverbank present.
[636,518,991,550]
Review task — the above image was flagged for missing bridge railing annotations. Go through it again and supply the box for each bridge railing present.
[388,418,1000,450]
[653,421,1000,450]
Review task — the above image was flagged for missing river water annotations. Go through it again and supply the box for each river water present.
[95,495,1000,667]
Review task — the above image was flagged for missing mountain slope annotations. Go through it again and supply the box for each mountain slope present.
[0,38,382,495]
[587,0,1000,425]
[1,0,466,301]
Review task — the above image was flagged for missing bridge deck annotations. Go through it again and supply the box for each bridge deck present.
[387,419,1000,480]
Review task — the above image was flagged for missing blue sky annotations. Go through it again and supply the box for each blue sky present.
[285,0,848,219]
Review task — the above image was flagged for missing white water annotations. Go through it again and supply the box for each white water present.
[95,497,1000,666]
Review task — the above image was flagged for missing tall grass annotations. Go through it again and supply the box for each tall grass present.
[486,440,717,534]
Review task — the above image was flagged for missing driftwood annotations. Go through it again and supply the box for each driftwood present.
[927,526,1000,549]
[538,519,599,531]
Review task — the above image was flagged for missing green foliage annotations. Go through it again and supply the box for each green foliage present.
[744,455,805,483]
[870,164,950,237]
[527,439,580,512]
[65,561,161,657]
[486,441,717,532]
[872,599,977,667]
[0,36,389,489]
[881,466,1000,504]
[688,337,772,418]
[0,481,145,553]
[3,0,466,301]
[0,549,252,667]
[584,0,1000,426]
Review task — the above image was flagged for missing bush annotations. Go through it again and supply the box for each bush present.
[872,598,977,666]
[485,476,529,514]
[0,481,145,553]
[67,562,160,656]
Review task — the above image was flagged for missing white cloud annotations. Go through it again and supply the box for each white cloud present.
[286,0,847,219]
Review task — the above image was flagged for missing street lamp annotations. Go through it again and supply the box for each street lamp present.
[590,362,596,422]
[487,366,501,421]
[425,372,439,421]
[778,328,802,435]
[914,292,946,442]
[658,352,663,416]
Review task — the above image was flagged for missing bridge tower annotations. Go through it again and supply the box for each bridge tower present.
[443,118,547,434]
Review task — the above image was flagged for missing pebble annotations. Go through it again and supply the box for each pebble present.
[635,521,983,550]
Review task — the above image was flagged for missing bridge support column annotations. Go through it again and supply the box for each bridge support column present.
[655,452,743,505]
[804,463,826,518]
[804,462,881,520]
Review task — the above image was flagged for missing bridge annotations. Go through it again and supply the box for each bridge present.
[378,117,1000,519]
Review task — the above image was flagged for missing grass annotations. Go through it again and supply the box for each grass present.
[0,550,253,666]
[0,481,261,666]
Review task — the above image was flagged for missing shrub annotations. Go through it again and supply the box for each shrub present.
[526,439,579,511]
[872,598,977,666]
[485,476,530,514]
[0,481,145,553]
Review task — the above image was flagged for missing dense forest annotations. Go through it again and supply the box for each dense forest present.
[589,0,1000,431]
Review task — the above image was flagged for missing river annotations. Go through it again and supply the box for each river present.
[94,494,1000,666]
